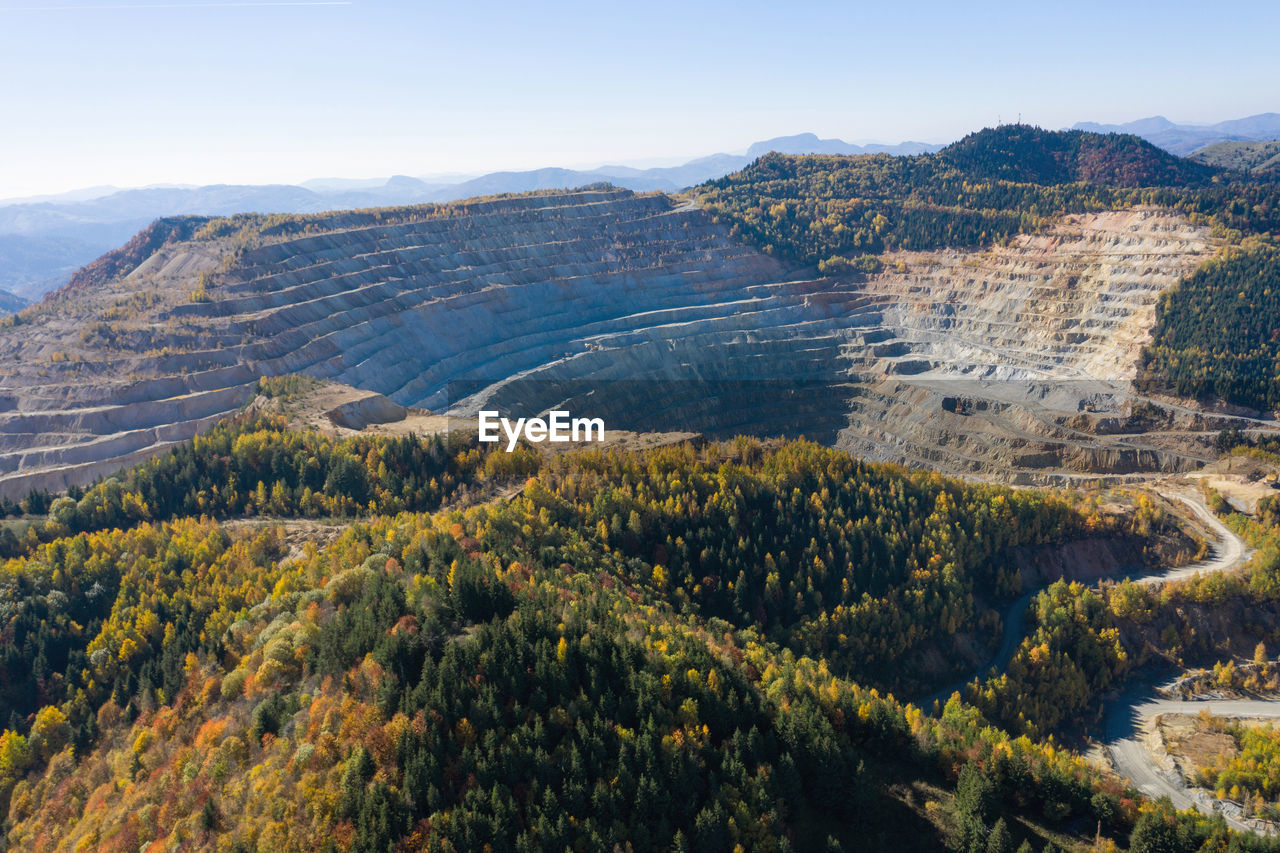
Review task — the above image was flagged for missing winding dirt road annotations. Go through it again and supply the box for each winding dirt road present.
[918,490,1249,710]
[1100,492,1267,832]
[1141,493,1251,586]
[1104,694,1280,834]
[916,487,1271,830]
[919,591,1035,710]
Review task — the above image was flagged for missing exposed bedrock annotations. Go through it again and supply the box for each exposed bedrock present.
[0,190,1258,497]
[830,209,1230,481]
[324,393,409,431]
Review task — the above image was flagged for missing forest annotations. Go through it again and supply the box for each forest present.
[6,124,1280,847]
[956,482,1280,741]
[695,126,1274,273]
[472,439,1164,697]
[1139,243,1280,411]
[1,407,1278,851]
[0,409,540,558]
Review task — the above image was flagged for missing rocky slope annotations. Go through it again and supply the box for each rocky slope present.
[0,188,1263,497]
[833,210,1239,483]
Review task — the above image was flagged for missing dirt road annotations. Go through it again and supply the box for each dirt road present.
[1104,693,1280,833]
[917,489,1250,709]
[1101,493,1268,833]
[1139,492,1252,585]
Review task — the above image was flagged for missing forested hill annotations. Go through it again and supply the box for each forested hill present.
[0,412,1224,852]
[696,124,1257,271]
[938,125,1217,187]
[1140,242,1280,411]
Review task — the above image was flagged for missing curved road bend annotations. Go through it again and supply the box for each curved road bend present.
[1100,493,1265,832]
[917,491,1250,710]
[1140,492,1252,586]
[918,591,1034,710]
[1104,693,1280,834]
[913,489,1273,830]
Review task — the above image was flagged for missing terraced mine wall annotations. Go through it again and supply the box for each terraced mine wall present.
[833,210,1229,483]
[0,188,1253,497]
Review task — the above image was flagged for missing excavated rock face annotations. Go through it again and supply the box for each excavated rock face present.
[834,210,1231,483]
[0,189,1245,497]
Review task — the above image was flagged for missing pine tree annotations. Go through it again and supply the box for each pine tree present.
[985,818,1012,853]
[956,764,996,823]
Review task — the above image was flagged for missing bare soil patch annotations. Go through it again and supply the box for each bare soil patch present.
[1158,713,1240,781]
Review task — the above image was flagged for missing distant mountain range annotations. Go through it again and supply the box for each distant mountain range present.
[0,133,947,303]
[1072,113,1280,156]
[743,133,941,159]
[2,114,1277,305]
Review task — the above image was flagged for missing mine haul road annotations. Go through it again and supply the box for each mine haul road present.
[918,488,1272,833]
[1101,493,1266,833]
[918,490,1250,709]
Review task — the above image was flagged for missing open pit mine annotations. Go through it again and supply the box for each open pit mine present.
[0,187,1261,497]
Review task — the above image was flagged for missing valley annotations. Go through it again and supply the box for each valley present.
[6,0,1280,841]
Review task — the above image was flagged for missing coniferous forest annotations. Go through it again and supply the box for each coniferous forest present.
[0,408,1278,851]
[1140,244,1280,411]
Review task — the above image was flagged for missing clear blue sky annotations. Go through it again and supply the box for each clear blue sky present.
[1,0,1277,196]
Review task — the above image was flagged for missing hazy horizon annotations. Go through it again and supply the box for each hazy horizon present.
[2,0,1279,197]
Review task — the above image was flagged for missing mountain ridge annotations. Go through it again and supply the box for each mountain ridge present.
[1189,139,1280,175]
[1,119,1271,499]
[0,133,937,301]
[5,114,1270,303]
[1072,112,1280,155]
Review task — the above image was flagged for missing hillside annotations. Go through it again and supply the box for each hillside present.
[699,125,1280,421]
[0,414,1228,852]
[0,188,1262,499]
[697,125,1246,273]
[0,131,936,301]
[9,126,1280,851]
[1190,140,1280,175]
[939,126,1216,187]
[4,115,1275,301]
[4,124,1280,498]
